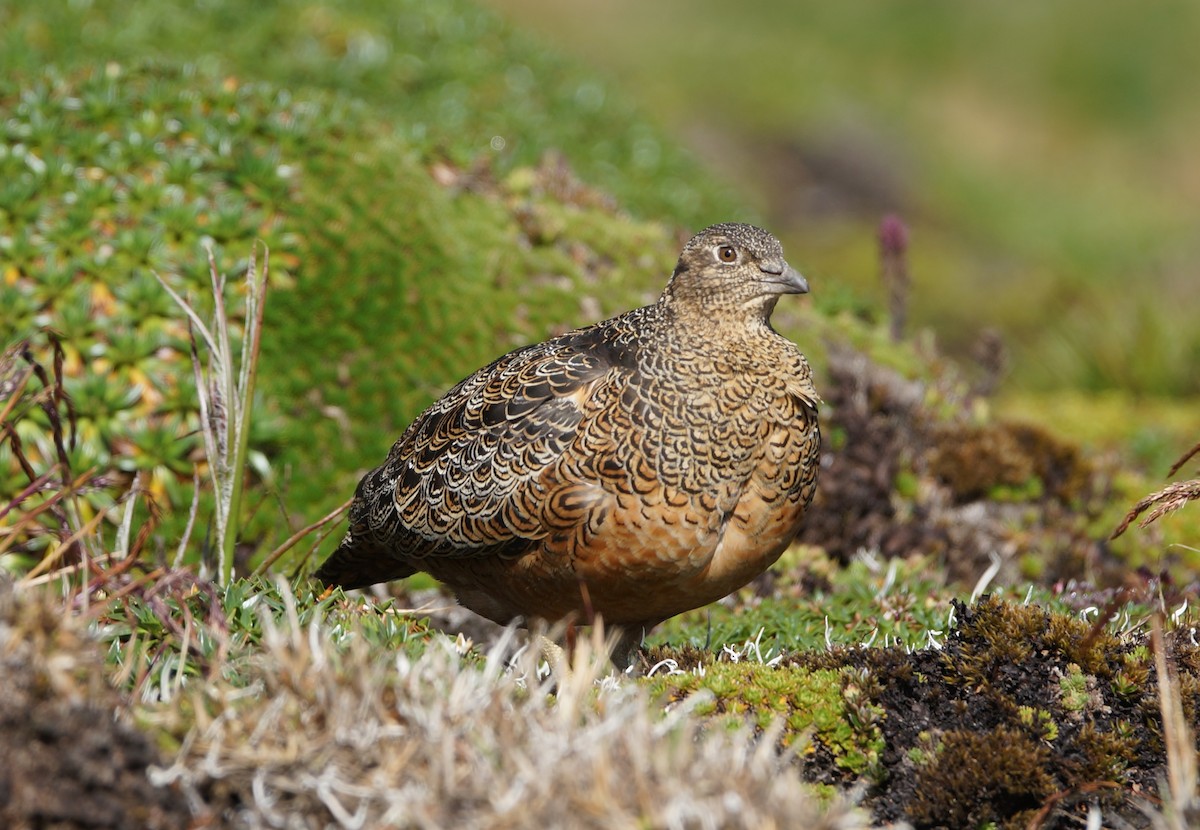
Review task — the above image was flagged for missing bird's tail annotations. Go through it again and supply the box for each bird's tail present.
[312,533,416,591]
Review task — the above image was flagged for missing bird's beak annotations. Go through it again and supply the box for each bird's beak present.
[760,262,809,295]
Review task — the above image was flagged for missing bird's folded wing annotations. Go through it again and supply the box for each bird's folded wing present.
[348,331,628,561]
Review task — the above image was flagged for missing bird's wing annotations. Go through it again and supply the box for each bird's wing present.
[345,327,632,563]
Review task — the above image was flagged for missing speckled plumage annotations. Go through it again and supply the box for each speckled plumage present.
[316,223,820,660]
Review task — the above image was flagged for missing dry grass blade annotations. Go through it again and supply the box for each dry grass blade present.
[153,269,221,357]
[146,584,871,830]
[14,333,77,470]
[878,214,911,344]
[226,244,269,579]
[0,465,62,526]
[1167,439,1200,479]
[172,468,203,569]
[0,339,101,585]
[0,361,33,428]
[253,497,353,576]
[0,468,95,558]
[18,499,111,582]
[1,346,44,488]
[0,423,40,484]
[1147,617,1199,830]
[1111,480,1200,540]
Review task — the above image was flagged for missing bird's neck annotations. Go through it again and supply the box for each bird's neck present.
[658,292,779,342]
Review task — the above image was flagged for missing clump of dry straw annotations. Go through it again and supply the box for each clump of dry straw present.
[152,586,872,829]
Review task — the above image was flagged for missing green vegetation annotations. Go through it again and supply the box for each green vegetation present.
[0,0,737,227]
[646,662,886,778]
[0,60,694,562]
[649,551,959,655]
[3,1,1200,828]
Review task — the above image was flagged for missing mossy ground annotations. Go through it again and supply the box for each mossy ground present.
[644,595,1200,828]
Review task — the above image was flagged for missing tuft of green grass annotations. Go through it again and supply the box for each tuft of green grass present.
[154,247,269,584]
[99,576,440,704]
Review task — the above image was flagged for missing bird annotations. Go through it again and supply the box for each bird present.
[315,223,821,667]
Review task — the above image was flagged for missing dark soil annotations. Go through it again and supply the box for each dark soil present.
[0,584,193,830]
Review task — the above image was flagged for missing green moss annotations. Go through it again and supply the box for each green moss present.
[1110,669,1145,701]
[1016,706,1058,742]
[893,469,919,500]
[1073,721,1137,781]
[943,596,1127,705]
[644,662,885,780]
[905,737,935,767]
[0,0,738,229]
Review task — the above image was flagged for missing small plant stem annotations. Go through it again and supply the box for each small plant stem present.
[220,245,269,585]
[0,365,33,426]
[19,499,110,582]
[253,497,353,576]
[156,244,270,584]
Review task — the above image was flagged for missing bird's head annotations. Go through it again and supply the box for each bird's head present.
[663,223,808,317]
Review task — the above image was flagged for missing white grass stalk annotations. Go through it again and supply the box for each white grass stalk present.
[173,469,203,570]
[155,245,269,584]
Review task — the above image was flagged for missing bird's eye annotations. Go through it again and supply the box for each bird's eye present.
[716,245,737,263]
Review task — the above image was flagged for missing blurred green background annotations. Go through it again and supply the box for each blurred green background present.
[488,0,1200,399]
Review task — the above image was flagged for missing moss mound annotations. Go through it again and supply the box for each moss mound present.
[645,661,886,782]
[795,344,1110,585]
[0,61,694,562]
[1,0,736,228]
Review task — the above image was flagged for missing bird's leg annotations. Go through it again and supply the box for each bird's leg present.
[576,576,595,625]
[537,633,568,673]
[534,621,574,674]
[565,620,578,657]
[608,624,646,672]
[541,618,642,674]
